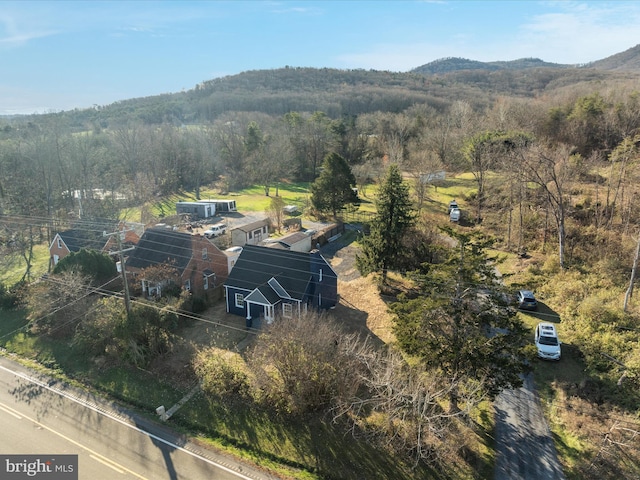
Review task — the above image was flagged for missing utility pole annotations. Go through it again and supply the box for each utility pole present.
[105,228,135,317]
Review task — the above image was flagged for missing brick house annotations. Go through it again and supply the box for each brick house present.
[49,229,109,268]
[102,222,145,254]
[125,227,228,298]
[50,222,144,270]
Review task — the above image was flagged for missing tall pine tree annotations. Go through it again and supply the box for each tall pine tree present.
[310,152,358,218]
[356,164,415,284]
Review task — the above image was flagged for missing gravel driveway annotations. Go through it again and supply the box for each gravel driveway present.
[494,373,565,480]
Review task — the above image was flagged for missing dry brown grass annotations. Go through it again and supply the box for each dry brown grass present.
[548,383,640,479]
[334,277,396,344]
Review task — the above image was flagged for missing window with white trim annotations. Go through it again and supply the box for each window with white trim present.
[203,274,209,290]
[235,293,244,308]
[282,303,293,318]
[57,238,62,248]
[184,279,191,291]
[202,248,208,260]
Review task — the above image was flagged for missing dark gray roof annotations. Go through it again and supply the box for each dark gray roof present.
[225,245,334,300]
[126,228,192,272]
[58,229,108,253]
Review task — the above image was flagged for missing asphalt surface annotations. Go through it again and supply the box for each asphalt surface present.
[0,355,278,480]
[494,373,566,480]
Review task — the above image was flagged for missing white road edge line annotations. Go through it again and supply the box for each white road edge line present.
[0,364,257,480]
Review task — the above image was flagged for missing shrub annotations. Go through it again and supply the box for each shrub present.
[193,349,250,399]
[53,249,117,284]
[0,282,19,309]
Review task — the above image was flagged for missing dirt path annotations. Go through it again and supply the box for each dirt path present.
[494,373,565,480]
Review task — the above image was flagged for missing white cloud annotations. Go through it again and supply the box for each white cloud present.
[0,11,58,48]
[514,2,640,63]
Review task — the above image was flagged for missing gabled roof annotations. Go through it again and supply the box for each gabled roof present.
[277,231,309,246]
[264,231,311,250]
[232,219,269,233]
[225,245,335,300]
[126,227,192,272]
[55,229,108,253]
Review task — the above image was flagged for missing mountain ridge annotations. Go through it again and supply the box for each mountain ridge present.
[410,43,640,75]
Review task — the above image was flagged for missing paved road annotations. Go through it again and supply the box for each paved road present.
[0,356,276,480]
[494,373,565,480]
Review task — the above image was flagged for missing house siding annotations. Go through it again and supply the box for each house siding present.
[126,229,229,299]
[309,252,338,309]
[176,201,217,218]
[225,285,252,316]
[231,220,270,246]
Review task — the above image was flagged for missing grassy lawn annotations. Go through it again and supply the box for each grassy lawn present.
[0,244,50,287]
[146,183,315,219]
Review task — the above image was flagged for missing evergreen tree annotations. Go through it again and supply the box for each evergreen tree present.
[391,229,531,411]
[356,163,415,284]
[53,249,117,284]
[310,152,358,217]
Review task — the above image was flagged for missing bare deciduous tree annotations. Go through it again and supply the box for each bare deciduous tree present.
[518,143,575,269]
[246,311,367,414]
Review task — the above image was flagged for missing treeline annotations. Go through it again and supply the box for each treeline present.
[3,65,632,129]
[2,73,640,227]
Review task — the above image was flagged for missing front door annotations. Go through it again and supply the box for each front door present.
[264,304,274,323]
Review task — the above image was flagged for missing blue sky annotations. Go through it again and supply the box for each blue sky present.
[2,1,640,115]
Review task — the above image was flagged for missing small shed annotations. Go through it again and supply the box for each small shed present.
[231,219,270,246]
[264,231,312,252]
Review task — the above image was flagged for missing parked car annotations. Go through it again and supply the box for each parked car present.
[517,290,538,310]
[534,322,561,360]
[448,200,459,214]
[449,208,461,222]
[204,223,227,238]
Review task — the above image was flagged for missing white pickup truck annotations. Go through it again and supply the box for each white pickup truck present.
[204,223,227,238]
